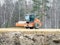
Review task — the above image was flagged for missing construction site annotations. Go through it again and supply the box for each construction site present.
[0,0,60,45]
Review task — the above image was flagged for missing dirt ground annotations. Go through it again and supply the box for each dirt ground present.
[0,29,60,45]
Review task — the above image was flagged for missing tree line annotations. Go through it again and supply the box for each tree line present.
[0,0,60,28]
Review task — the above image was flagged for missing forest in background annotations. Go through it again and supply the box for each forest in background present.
[0,0,60,28]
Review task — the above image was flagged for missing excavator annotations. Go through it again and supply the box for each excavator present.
[15,14,42,29]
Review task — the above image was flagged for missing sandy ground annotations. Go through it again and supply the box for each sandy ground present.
[0,28,60,34]
[0,28,60,31]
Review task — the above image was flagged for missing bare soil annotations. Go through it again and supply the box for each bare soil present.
[0,30,60,45]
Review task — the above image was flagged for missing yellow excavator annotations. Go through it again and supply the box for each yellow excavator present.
[15,14,42,29]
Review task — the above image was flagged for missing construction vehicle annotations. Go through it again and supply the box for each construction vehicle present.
[15,14,42,29]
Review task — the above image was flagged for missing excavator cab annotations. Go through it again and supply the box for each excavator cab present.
[25,14,35,29]
[30,14,35,22]
[25,14,35,23]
